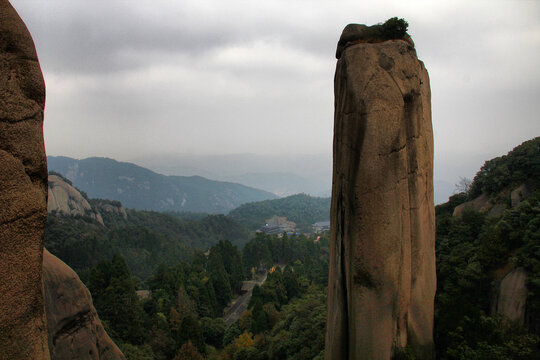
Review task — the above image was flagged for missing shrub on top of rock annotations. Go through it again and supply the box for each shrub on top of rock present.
[380,17,409,39]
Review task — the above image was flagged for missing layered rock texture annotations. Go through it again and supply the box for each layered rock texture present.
[43,249,125,360]
[48,174,105,225]
[0,1,50,358]
[326,24,435,359]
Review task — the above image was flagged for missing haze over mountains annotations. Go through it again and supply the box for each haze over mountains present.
[130,153,333,197]
[49,153,458,205]
[130,153,456,203]
[47,156,278,214]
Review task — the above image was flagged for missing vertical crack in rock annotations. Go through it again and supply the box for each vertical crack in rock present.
[326,24,435,360]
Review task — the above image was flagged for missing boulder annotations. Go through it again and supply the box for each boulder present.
[492,267,528,325]
[48,174,105,225]
[0,0,50,358]
[326,24,435,359]
[43,249,125,360]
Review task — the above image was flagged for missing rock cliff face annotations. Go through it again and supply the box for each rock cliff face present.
[326,24,435,359]
[48,175,105,225]
[492,267,528,326]
[0,1,50,358]
[453,181,537,217]
[43,249,125,360]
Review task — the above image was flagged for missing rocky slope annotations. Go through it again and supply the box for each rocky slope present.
[48,156,278,213]
[0,1,50,358]
[326,23,435,359]
[43,249,125,360]
[48,174,105,225]
[453,179,537,217]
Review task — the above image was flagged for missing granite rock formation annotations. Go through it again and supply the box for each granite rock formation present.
[492,267,528,326]
[326,24,435,359]
[0,1,50,358]
[48,174,105,225]
[43,249,126,360]
[453,181,537,217]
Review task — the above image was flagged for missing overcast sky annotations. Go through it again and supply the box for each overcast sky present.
[11,0,540,189]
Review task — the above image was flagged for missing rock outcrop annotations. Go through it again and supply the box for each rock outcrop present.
[42,249,125,360]
[453,181,537,217]
[0,1,50,358]
[326,24,435,359]
[492,267,528,326]
[48,174,105,225]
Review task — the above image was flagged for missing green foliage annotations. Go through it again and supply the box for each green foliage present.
[242,233,329,286]
[469,137,540,197]
[119,343,155,360]
[201,317,226,349]
[435,192,470,217]
[435,192,540,358]
[174,340,204,360]
[179,316,206,355]
[223,322,242,347]
[380,17,409,39]
[45,210,250,283]
[229,193,330,232]
[89,254,145,345]
[267,285,327,360]
[443,315,538,360]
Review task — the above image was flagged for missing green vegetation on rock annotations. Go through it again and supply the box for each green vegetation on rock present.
[380,17,409,39]
[434,137,540,359]
[469,137,539,198]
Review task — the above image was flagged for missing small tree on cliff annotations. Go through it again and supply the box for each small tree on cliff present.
[380,17,409,39]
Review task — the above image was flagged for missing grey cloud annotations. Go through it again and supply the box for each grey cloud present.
[11,0,540,200]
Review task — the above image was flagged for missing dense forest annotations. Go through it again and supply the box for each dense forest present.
[45,209,250,283]
[85,233,329,360]
[434,137,540,359]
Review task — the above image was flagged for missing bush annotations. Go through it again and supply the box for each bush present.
[380,17,409,39]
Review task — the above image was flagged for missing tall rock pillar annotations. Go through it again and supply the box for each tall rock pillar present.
[0,0,50,359]
[325,24,435,360]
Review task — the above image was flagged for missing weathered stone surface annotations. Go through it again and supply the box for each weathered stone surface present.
[48,174,105,225]
[511,182,535,208]
[326,24,435,359]
[0,1,50,359]
[454,181,537,217]
[336,23,414,60]
[43,249,126,360]
[492,267,528,326]
[452,193,491,216]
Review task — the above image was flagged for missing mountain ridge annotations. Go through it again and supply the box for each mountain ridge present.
[47,156,278,214]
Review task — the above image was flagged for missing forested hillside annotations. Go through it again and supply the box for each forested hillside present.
[46,208,250,283]
[228,194,330,232]
[47,156,277,213]
[434,137,540,359]
[86,233,329,359]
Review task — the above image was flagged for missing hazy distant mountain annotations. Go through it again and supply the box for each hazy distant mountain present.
[47,156,278,213]
[130,153,333,197]
[224,172,330,197]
